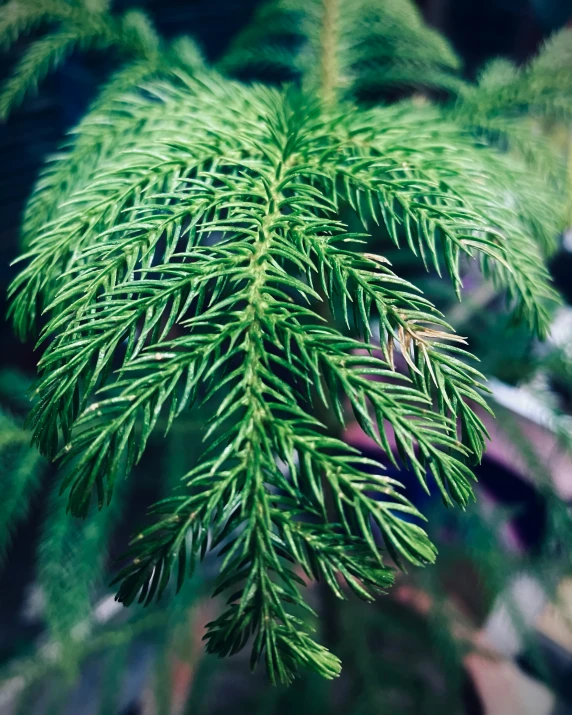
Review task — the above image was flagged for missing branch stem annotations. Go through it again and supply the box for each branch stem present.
[319,0,339,105]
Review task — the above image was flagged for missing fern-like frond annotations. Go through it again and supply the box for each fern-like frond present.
[39,482,120,648]
[1,29,94,117]
[0,0,74,51]
[221,0,462,100]
[4,0,565,684]
[0,0,204,119]
[8,72,561,678]
[452,27,572,178]
[458,28,572,121]
[0,408,44,565]
[329,103,559,329]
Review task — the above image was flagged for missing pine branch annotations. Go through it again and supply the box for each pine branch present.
[21,91,469,680]
[0,0,202,119]
[328,105,560,332]
[221,0,461,98]
[3,0,566,684]
[452,28,572,166]
[0,409,44,565]
[8,81,559,679]
[0,29,95,118]
[0,0,75,51]
[39,483,120,651]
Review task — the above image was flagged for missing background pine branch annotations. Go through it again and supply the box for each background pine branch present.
[0,0,571,697]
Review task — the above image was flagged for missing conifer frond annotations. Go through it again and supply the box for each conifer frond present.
[0,409,44,564]
[459,27,572,121]
[7,69,560,678]
[0,0,73,51]
[39,483,120,647]
[221,0,461,98]
[328,103,559,326]
[3,0,565,684]
[453,27,572,172]
[0,29,93,117]
[0,0,203,118]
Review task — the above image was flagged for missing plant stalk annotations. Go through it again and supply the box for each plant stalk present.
[319,0,339,105]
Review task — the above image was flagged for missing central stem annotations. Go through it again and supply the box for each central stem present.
[319,0,340,105]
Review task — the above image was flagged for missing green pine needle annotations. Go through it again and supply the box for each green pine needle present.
[1,0,567,684]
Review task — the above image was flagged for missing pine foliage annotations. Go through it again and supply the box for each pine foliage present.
[220,0,462,97]
[0,0,569,684]
[0,0,203,118]
[451,27,572,187]
[457,28,572,127]
[0,407,44,564]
